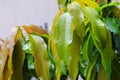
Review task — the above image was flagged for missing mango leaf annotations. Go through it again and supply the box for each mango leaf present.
[114,34,120,55]
[104,17,120,34]
[11,39,25,80]
[73,0,85,7]
[97,66,107,80]
[83,0,99,9]
[58,0,67,8]
[29,34,50,80]
[111,57,120,80]
[51,9,63,59]
[83,7,115,80]
[23,25,48,35]
[98,2,120,12]
[69,31,81,80]
[83,7,107,50]
[3,27,20,80]
[74,0,99,9]
[50,9,64,80]
[114,18,120,26]
[0,40,7,80]
[54,12,73,66]
[81,34,99,80]
[67,2,85,41]
[86,36,99,80]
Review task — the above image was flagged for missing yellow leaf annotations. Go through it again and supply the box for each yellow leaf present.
[51,9,63,59]
[29,34,50,80]
[73,0,99,9]
[84,0,99,9]
[3,27,19,80]
[51,9,63,80]
[74,0,85,7]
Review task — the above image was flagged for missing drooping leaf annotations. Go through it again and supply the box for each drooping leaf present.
[68,31,81,80]
[83,7,107,50]
[86,36,99,80]
[0,39,7,80]
[67,2,85,41]
[54,12,73,66]
[104,17,120,34]
[23,25,48,35]
[29,34,50,80]
[3,27,20,80]
[81,34,99,80]
[11,39,25,80]
[50,9,64,80]
[51,9,63,59]
[83,7,115,80]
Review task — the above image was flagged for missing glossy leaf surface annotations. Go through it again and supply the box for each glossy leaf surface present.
[83,7,115,80]
[54,12,73,65]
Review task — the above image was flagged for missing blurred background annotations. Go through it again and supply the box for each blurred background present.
[0,0,58,39]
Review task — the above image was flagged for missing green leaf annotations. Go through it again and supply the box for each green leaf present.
[86,39,99,80]
[27,54,34,69]
[50,9,64,80]
[82,35,99,80]
[11,39,25,80]
[58,0,67,8]
[67,2,85,41]
[114,34,120,55]
[83,7,107,50]
[83,7,115,80]
[74,0,99,9]
[114,18,120,26]
[98,2,120,12]
[54,12,73,66]
[69,31,81,80]
[104,17,120,34]
[29,34,50,80]
[111,57,120,80]
[22,41,32,54]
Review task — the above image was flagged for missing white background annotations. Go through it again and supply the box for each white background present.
[0,0,58,39]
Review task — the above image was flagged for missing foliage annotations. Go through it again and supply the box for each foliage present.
[0,0,120,80]
[51,0,120,80]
